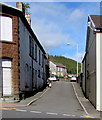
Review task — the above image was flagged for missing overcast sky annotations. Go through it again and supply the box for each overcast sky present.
[5,1,100,62]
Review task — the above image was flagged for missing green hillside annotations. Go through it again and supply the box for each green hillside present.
[49,55,81,74]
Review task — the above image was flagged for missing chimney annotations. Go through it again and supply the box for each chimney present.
[25,14,31,25]
[16,2,25,14]
[16,2,31,25]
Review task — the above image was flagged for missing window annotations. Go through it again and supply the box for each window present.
[29,36,32,57]
[32,40,34,59]
[42,72,44,80]
[38,70,40,78]
[0,16,12,41]
[35,44,37,61]
[42,54,44,67]
[39,50,41,65]
[25,64,29,88]
[29,36,34,58]
[32,68,35,88]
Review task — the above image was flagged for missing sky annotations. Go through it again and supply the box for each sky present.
[4,1,100,62]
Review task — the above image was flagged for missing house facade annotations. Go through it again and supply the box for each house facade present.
[82,15,102,111]
[0,2,49,100]
[49,61,67,76]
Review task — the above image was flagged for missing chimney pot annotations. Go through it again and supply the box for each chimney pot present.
[16,2,25,14]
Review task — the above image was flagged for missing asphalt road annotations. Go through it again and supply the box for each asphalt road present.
[2,81,95,119]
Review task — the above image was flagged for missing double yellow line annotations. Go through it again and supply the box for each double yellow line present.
[84,115,97,119]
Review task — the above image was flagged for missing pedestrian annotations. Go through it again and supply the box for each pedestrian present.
[49,82,52,88]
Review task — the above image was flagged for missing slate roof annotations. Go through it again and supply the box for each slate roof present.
[90,15,102,29]
[53,62,66,68]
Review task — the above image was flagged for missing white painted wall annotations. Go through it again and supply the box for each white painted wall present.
[49,61,56,75]
[49,61,67,76]
[0,16,12,41]
[96,33,102,111]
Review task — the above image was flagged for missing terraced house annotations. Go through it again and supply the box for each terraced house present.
[82,15,102,111]
[0,2,49,101]
[49,61,67,77]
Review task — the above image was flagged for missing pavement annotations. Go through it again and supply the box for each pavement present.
[72,82,101,119]
[0,86,50,108]
[0,81,101,119]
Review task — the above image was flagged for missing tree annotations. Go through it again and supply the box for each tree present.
[49,55,81,74]
[23,3,30,14]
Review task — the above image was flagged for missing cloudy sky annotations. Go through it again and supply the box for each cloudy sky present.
[5,1,100,62]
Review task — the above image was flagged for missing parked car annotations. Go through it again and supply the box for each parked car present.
[70,76,77,82]
[56,76,60,81]
[48,76,59,81]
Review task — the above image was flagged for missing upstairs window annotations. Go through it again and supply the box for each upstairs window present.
[29,36,32,56]
[32,40,34,59]
[39,50,41,65]
[0,16,12,41]
[42,54,44,67]
[35,44,37,61]
[29,36,34,58]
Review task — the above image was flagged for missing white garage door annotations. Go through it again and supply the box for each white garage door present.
[2,59,12,95]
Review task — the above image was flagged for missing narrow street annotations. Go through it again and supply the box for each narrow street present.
[2,81,88,118]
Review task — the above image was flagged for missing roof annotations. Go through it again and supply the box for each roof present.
[89,15,102,29]
[0,2,21,11]
[53,62,66,68]
[0,2,46,54]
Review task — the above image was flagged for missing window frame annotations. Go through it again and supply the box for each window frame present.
[0,15,13,42]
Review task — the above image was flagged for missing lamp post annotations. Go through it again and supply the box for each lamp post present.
[67,43,78,77]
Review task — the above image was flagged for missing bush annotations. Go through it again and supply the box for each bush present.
[58,74,64,78]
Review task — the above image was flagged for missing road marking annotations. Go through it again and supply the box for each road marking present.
[0,108,16,110]
[71,115,76,117]
[63,114,71,116]
[16,109,27,112]
[30,111,42,114]
[46,112,58,115]
[84,115,96,118]
[72,83,89,115]
[2,109,12,111]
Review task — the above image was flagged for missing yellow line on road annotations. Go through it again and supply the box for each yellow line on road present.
[84,115,96,118]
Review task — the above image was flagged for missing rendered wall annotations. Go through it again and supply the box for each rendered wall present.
[96,33,102,111]
[19,18,45,92]
[85,27,96,107]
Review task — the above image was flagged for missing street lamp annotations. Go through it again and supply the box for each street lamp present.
[67,43,79,77]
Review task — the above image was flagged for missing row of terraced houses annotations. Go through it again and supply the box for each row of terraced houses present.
[0,2,49,101]
[0,2,102,112]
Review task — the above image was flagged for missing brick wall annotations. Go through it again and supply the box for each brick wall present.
[0,15,20,100]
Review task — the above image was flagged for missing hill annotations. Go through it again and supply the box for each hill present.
[49,55,81,74]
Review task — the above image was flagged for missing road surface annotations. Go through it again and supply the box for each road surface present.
[2,81,94,119]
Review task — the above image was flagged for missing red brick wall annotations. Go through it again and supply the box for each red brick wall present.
[0,15,20,99]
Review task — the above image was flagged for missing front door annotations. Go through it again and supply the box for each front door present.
[2,59,12,96]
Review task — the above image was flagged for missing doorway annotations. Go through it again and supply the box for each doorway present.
[2,58,12,96]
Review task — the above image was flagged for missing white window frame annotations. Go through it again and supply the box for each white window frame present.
[0,16,12,41]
